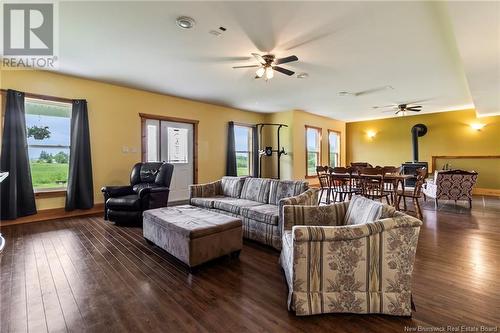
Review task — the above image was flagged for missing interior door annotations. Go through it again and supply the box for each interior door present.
[160,121,194,202]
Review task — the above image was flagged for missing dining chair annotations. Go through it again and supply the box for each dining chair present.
[382,166,401,204]
[316,166,331,204]
[329,167,357,202]
[360,167,391,204]
[397,167,427,219]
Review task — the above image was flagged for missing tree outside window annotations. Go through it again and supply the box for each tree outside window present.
[25,98,71,191]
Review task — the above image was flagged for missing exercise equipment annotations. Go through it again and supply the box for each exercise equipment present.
[256,123,288,179]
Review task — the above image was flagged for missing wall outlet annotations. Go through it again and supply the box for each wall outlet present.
[131,147,137,153]
[122,146,129,153]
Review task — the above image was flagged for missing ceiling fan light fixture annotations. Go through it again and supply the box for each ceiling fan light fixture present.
[255,67,265,78]
[265,66,274,80]
[176,16,195,29]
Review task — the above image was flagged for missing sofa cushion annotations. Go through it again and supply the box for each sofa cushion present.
[240,178,272,203]
[240,204,279,225]
[344,195,383,226]
[190,196,224,209]
[268,180,308,205]
[221,176,246,198]
[212,197,263,215]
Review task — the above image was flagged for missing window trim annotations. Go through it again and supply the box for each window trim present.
[328,129,341,168]
[234,124,254,177]
[305,125,322,178]
[25,97,72,194]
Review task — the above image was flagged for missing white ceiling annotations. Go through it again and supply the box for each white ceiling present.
[53,1,498,121]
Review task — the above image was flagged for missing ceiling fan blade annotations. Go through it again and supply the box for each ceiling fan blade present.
[381,109,397,113]
[373,104,397,109]
[406,106,422,110]
[273,66,295,76]
[402,98,432,105]
[251,53,266,64]
[274,55,298,65]
[407,105,422,109]
[232,65,260,69]
[407,109,421,112]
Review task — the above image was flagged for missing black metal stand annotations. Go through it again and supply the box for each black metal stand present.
[256,123,288,179]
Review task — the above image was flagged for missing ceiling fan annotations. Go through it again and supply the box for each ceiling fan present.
[232,53,298,80]
[373,99,431,115]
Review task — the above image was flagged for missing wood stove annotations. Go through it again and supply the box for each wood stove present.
[401,124,428,187]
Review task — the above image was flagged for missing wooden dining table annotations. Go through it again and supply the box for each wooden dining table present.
[328,172,413,209]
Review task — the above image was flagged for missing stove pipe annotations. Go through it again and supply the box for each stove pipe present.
[411,124,427,162]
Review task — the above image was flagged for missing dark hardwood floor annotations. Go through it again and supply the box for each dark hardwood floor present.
[1,196,499,332]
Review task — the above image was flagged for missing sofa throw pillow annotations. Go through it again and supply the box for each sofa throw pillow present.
[268,180,308,205]
[240,178,272,203]
[221,176,246,198]
[344,195,383,226]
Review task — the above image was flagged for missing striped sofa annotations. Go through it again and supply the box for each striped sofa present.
[280,195,422,316]
[189,176,317,249]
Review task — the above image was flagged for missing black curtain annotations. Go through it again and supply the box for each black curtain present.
[0,90,37,219]
[252,126,259,177]
[226,121,237,176]
[65,99,94,210]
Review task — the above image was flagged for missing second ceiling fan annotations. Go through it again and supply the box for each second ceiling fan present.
[233,53,298,80]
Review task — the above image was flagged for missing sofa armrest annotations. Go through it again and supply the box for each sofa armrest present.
[101,185,134,197]
[282,202,349,231]
[189,180,222,199]
[278,188,318,232]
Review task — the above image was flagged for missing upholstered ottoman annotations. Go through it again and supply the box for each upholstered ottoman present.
[143,205,242,269]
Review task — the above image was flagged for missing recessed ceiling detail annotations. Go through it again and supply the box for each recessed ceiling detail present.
[176,16,195,29]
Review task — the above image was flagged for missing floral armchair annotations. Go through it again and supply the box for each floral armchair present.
[280,195,422,316]
[422,170,478,208]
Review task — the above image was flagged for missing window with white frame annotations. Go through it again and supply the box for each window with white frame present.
[25,98,72,191]
[234,125,253,176]
[328,130,341,168]
[306,126,321,177]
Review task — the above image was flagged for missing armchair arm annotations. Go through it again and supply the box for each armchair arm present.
[278,188,319,233]
[282,202,349,231]
[189,180,222,199]
[101,185,134,197]
[138,186,170,199]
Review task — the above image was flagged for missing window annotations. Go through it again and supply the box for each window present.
[328,130,341,168]
[25,98,72,191]
[305,126,321,177]
[234,125,253,176]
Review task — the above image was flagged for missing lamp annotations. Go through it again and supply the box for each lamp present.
[470,123,485,131]
[265,66,274,80]
[367,130,376,139]
[255,67,265,78]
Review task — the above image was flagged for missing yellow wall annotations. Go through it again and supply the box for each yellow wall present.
[346,109,500,189]
[1,70,346,213]
[1,70,265,210]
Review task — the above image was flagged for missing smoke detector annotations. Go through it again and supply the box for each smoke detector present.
[297,73,309,79]
[176,16,195,29]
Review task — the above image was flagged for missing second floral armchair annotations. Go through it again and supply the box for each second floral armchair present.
[280,195,422,316]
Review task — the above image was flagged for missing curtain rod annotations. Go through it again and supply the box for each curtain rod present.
[0,89,74,104]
